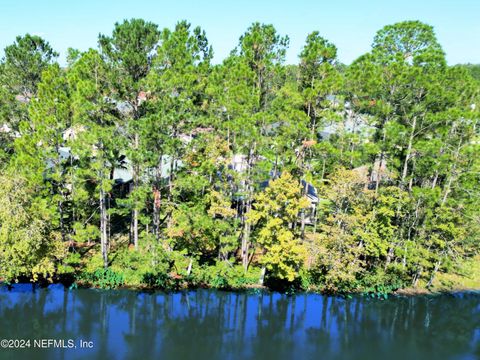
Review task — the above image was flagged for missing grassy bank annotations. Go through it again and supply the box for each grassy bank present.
[430,255,480,292]
[393,255,480,296]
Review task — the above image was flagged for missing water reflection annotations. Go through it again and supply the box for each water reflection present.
[0,285,478,360]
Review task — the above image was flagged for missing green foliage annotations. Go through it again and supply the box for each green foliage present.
[0,174,64,282]
[247,172,309,282]
[0,19,478,295]
[237,22,289,110]
[360,267,407,298]
[1,33,58,98]
[98,18,160,83]
[57,252,82,275]
[457,64,480,85]
[81,268,125,289]
[141,272,181,290]
[0,34,58,160]
[193,262,260,290]
[109,243,172,286]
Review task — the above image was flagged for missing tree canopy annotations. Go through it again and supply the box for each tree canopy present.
[0,19,478,294]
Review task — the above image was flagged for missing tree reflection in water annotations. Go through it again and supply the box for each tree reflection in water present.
[0,285,478,360]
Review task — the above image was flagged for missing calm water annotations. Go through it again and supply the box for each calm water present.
[0,285,479,360]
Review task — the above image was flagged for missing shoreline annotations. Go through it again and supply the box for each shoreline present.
[2,279,479,298]
[393,286,480,296]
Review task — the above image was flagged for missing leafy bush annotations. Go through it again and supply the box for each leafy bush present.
[360,267,407,299]
[81,268,124,289]
[57,252,82,275]
[84,253,105,273]
[142,272,183,290]
[196,262,261,290]
[109,240,173,286]
[0,175,65,282]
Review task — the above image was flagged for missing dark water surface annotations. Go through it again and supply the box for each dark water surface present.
[0,285,479,360]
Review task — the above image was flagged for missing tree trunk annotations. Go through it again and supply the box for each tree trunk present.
[412,266,422,288]
[133,208,139,250]
[384,247,394,269]
[241,144,255,272]
[374,153,383,194]
[242,216,251,271]
[408,156,416,192]
[431,171,439,189]
[441,139,462,206]
[100,186,108,269]
[300,180,308,240]
[153,155,163,241]
[132,132,139,250]
[402,116,417,184]
[153,183,161,240]
[426,260,441,288]
[107,196,111,249]
[58,200,65,242]
[374,124,387,194]
[186,258,193,276]
[259,266,266,286]
[258,69,266,110]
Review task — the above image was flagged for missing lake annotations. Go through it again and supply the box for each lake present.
[0,284,479,359]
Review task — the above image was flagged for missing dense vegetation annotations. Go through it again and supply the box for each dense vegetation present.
[0,19,479,294]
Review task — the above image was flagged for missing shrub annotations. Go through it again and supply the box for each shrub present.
[57,252,82,275]
[360,266,407,299]
[109,240,173,286]
[141,271,184,291]
[81,268,124,289]
[198,261,260,290]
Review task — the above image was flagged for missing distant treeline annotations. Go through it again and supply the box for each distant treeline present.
[0,19,478,294]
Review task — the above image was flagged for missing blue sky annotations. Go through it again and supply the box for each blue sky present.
[0,0,479,66]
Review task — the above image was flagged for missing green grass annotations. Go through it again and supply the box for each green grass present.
[431,255,480,292]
